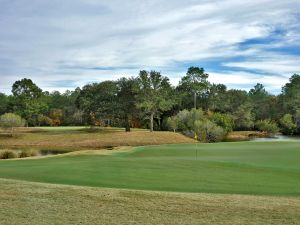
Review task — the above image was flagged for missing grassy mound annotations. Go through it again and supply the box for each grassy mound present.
[0,127,195,151]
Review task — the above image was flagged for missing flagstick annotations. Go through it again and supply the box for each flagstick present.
[194,133,198,160]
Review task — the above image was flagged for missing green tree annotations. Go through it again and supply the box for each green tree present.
[232,104,254,130]
[12,78,42,99]
[0,93,8,115]
[136,70,175,132]
[76,81,118,126]
[249,83,273,120]
[281,74,300,114]
[0,113,25,136]
[249,83,268,97]
[206,84,227,112]
[117,77,139,132]
[11,78,47,125]
[294,109,300,133]
[223,89,249,113]
[178,67,209,109]
[47,89,82,125]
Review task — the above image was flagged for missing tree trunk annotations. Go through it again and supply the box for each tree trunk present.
[194,92,197,109]
[125,115,130,132]
[158,118,161,131]
[150,112,154,132]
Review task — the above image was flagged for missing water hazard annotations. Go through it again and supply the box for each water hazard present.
[251,135,300,142]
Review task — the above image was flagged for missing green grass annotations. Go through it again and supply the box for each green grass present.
[36,126,88,130]
[0,141,300,196]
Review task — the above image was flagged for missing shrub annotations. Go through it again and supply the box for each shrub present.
[186,108,204,129]
[209,112,233,133]
[175,109,204,131]
[294,109,300,133]
[0,150,18,159]
[0,113,26,136]
[176,109,190,131]
[194,119,225,142]
[166,116,178,132]
[255,119,279,134]
[279,114,296,135]
[37,115,53,126]
[170,109,228,142]
[232,104,254,130]
[19,150,38,158]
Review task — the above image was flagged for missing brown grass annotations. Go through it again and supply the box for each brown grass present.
[226,131,270,142]
[7,146,134,161]
[0,127,196,151]
[1,178,300,225]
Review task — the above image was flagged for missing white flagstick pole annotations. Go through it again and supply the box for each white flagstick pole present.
[194,132,198,160]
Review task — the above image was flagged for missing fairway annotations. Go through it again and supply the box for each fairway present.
[0,141,300,196]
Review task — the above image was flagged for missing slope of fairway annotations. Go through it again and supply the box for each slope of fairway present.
[0,141,300,196]
[1,179,300,225]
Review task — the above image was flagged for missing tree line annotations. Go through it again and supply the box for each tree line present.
[1,67,300,140]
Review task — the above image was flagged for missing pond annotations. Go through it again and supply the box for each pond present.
[37,149,69,156]
[251,134,300,142]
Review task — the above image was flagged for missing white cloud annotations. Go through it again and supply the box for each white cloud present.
[208,71,288,93]
[224,55,300,76]
[0,0,299,94]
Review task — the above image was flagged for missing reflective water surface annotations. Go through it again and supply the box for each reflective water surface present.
[251,135,300,142]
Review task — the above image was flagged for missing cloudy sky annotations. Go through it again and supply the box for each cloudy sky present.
[0,0,300,94]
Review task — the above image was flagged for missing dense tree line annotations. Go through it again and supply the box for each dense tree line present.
[1,68,300,139]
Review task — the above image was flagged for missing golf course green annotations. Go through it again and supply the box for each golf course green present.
[0,141,299,196]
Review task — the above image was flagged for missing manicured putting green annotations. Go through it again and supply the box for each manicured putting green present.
[0,141,300,196]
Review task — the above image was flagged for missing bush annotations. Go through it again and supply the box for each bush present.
[166,116,178,132]
[255,119,279,134]
[19,150,38,158]
[175,109,190,131]
[175,109,204,131]
[0,113,26,136]
[170,109,228,142]
[37,115,53,126]
[194,119,225,142]
[279,114,296,135]
[294,109,300,133]
[0,150,18,159]
[186,108,204,129]
[232,104,254,130]
[209,112,233,133]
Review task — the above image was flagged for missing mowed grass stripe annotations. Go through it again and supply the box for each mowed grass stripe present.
[0,141,300,196]
[1,178,300,225]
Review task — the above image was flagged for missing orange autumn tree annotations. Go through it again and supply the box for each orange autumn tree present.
[49,109,63,126]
